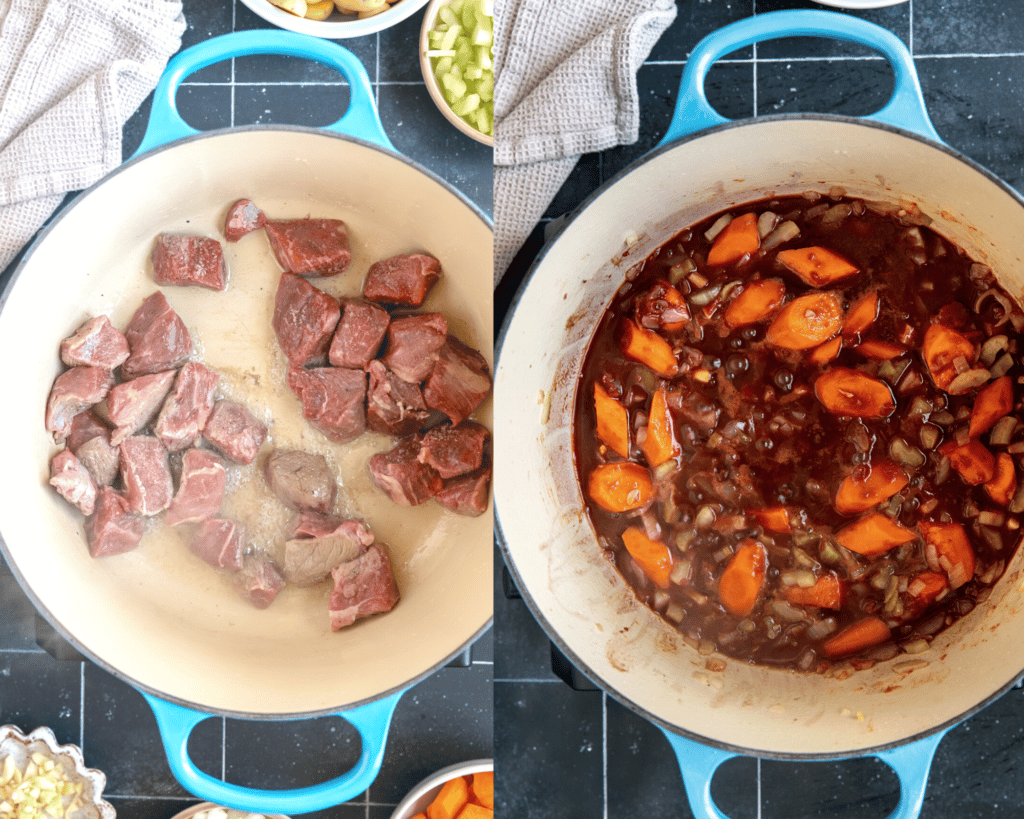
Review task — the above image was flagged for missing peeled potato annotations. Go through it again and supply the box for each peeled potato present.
[359,3,391,16]
[268,0,308,15]
[334,0,386,13]
[305,0,334,18]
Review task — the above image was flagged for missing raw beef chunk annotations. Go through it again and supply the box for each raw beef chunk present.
[234,551,285,609]
[289,509,344,539]
[287,366,366,444]
[283,518,374,587]
[418,421,489,479]
[154,362,220,452]
[329,544,400,629]
[122,292,193,378]
[365,360,432,436]
[66,410,110,454]
[202,400,268,464]
[76,435,120,487]
[223,199,266,242]
[151,234,227,291]
[50,449,98,515]
[45,366,115,440]
[60,316,130,370]
[423,336,492,425]
[434,465,492,517]
[191,517,245,570]
[272,272,341,367]
[85,487,145,557]
[166,449,226,526]
[119,435,173,516]
[264,448,336,513]
[264,218,351,277]
[381,313,448,384]
[368,435,442,506]
[363,253,441,307]
[328,299,390,369]
[107,370,176,445]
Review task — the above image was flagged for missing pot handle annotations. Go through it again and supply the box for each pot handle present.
[133,29,392,158]
[660,726,948,819]
[141,688,404,814]
[658,10,940,148]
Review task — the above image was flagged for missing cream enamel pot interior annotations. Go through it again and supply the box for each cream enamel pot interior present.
[0,32,492,814]
[495,11,1024,819]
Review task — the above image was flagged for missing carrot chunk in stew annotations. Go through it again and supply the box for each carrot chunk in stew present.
[921,521,976,589]
[751,506,792,533]
[642,388,679,468]
[594,383,630,459]
[836,512,916,556]
[854,339,907,360]
[834,460,909,515]
[841,291,880,338]
[718,538,766,617]
[635,281,691,332]
[619,319,678,377]
[907,572,948,605]
[765,292,844,350]
[777,246,859,287]
[622,527,674,589]
[807,336,842,366]
[783,573,844,610]
[985,451,1017,507]
[724,278,786,328]
[587,462,652,513]
[707,213,759,266]
[940,439,996,486]
[822,617,891,658]
[814,367,895,418]
[922,323,977,391]
[968,375,1013,438]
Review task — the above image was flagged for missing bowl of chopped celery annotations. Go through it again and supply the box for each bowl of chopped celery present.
[420,0,494,145]
[240,0,430,38]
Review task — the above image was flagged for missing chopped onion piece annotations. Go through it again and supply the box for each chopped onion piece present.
[704,214,733,242]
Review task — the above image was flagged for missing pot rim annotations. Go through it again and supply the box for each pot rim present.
[1,122,494,719]
[494,111,1024,760]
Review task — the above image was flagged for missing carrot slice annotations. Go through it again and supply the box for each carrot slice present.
[968,375,1013,438]
[822,616,891,658]
[751,506,792,533]
[907,571,948,604]
[765,292,844,350]
[783,573,844,610]
[636,281,691,332]
[842,291,880,338]
[807,335,843,366]
[587,462,653,513]
[594,383,630,459]
[718,538,767,617]
[940,439,996,486]
[471,772,494,809]
[921,521,976,589]
[622,526,674,589]
[456,805,493,819]
[814,367,896,418]
[619,319,678,377]
[985,451,1017,506]
[428,776,469,819]
[922,323,976,390]
[707,213,759,266]
[642,388,679,468]
[855,339,907,360]
[724,278,786,328]
[777,246,859,287]
[834,460,909,515]
[836,512,916,556]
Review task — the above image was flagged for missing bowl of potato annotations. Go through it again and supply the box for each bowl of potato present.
[239,0,431,37]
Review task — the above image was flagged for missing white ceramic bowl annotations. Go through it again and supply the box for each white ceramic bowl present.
[389,759,493,819]
[171,802,288,819]
[419,0,494,147]
[239,0,430,38]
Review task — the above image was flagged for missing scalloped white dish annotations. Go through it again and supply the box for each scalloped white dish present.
[170,802,289,819]
[810,0,909,7]
[239,0,430,38]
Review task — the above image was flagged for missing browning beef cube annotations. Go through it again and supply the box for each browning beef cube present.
[368,435,442,506]
[85,487,146,557]
[151,234,227,291]
[264,218,351,277]
[166,449,226,526]
[119,435,173,516]
[328,299,390,369]
[191,517,245,570]
[264,448,336,513]
[234,551,286,609]
[67,409,110,454]
[283,518,374,587]
[328,543,399,629]
[363,253,441,307]
[381,313,448,384]
[50,449,98,515]
[60,315,130,370]
[287,366,366,444]
[418,421,489,479]
[107,370,177,445]
[365,360,432,436]
[122,292,194,378]
[223,199,266,242]
[273,272,342,367]
[76,435,120,487]
[434,465,492,517]
[423,335,492,425]
[289,509,344,539]
[45,366,115,441]
[202,400,268,464]
[154,362,220,452]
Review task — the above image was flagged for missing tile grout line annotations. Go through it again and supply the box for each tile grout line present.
[231,0,237,128]
[644,52,1024,65]
[602,692,608,819]
[79,662,85,751]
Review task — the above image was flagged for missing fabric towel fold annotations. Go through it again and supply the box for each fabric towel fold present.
[493,0,677,282]
[0,0,186,271]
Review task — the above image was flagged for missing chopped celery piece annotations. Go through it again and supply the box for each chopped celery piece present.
[464,65,483,80]
[442,73,468,99]
[451,93,481,117]
[438,6,458,27]
[476,46,492,70]
[472,26,492,47]
[428,0,494,137]
[455,40,473,68]
[439,23,462,51]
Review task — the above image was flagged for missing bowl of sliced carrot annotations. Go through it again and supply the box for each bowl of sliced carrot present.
[390,759,493,819]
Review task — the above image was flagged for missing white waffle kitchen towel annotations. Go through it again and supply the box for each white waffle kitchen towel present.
[493,0,677,282]
[0,0,185,271]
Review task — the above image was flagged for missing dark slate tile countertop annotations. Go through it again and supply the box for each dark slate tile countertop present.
[0,1,493,818]
[494,1,1024,817]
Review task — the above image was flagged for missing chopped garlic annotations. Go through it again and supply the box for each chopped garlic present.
[0,749,85,819]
